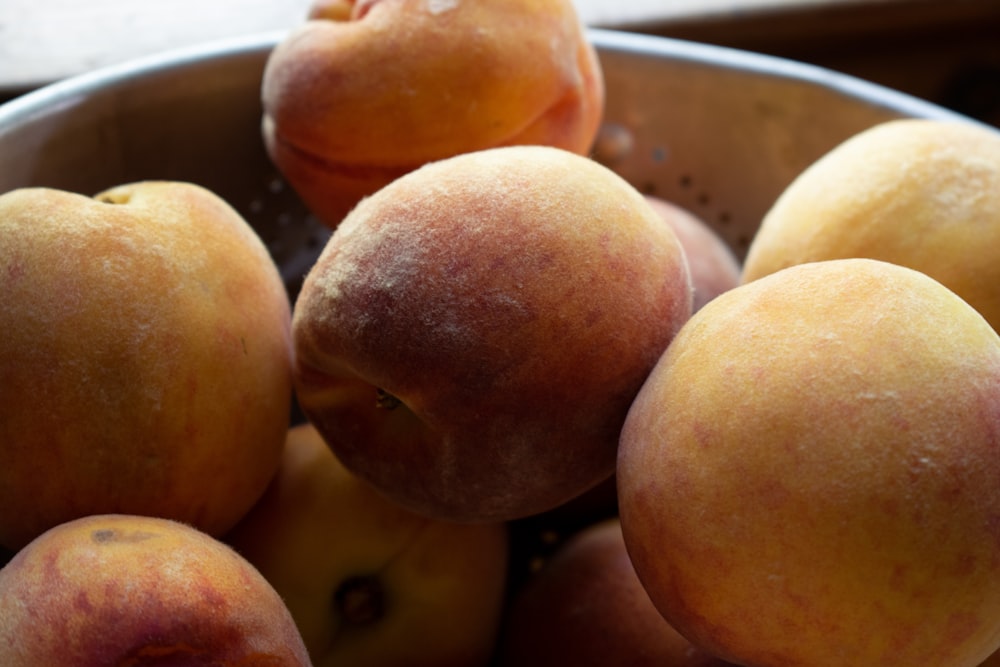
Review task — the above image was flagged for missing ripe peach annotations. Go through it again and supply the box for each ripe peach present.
[619,258,1000,667]
[0,513,311,666]
[742,118,1000,332]
[497,518,736,667]
[292,145,692,523]
[0,182,293,551]
[644,195,741,311]
[262,0,604,227]
[225,423,510,667]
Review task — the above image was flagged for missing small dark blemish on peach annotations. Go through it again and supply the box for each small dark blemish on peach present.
[92,529,116,543]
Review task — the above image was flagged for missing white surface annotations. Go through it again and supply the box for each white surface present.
[0,0,879,90]
[0,0,310,89]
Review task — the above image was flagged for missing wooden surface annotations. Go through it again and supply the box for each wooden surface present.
[1,0,999,127]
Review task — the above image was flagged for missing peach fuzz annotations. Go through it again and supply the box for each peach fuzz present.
[0,182,293,551]
[262,0,604,227]
[226,423,510,667]
[618,258,1000,667]
[0,514,311,666]
[292,145,692,523]
[742,118,1000,333]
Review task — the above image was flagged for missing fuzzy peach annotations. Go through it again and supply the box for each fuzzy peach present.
[741,119,1000,332]
[292,145,692,523]
[226,422,509,667]
[0,514,311,666]
[618,258,1000,666]
[261,0,604,227]
[0,182,293,551]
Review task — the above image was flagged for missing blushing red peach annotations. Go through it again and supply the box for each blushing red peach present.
[644,195,741,311]
[0,514,311,666]
[292,145,692,523]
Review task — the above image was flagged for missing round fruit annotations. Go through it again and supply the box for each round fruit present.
[742,118,1000,333]
[0,182,293,550]
[619,258,1000,667]
[0,514,311,666]
[262,0,604,227]
[292,145,692,523]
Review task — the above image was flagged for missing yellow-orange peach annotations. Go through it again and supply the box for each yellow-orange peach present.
[0,182,293,551]
[262,0,604,227]
[226,423,509,667]
[742,118,1000,332]
[618,258,1000,666]
[292,145,692,523]
[0,514,311,666]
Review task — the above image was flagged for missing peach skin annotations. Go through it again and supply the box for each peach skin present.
[262,0,605,227]
[0,182,293,551]
[226,423,510,667]
[619,258,1000,667]
[742,119,1000,334]
[291,145,692,524]
[0,514,312,666]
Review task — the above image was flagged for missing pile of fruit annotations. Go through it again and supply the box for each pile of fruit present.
[2,0,1000,666]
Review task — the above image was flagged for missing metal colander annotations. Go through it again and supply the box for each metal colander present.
[0,28,975,294]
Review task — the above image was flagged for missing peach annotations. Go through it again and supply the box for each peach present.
[644,195,741,311]
[618,258,1000,666]
[0,513,311,666]
[742,118,1000,332]
[0,182,293,551]
[225,423,510,667]
[497,518,736,667]
[261,0,604,227]
[292,145,692,522]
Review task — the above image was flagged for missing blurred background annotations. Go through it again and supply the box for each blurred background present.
[1,0,999,126]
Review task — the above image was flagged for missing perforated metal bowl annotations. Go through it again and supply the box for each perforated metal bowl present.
[0,28,975,291]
